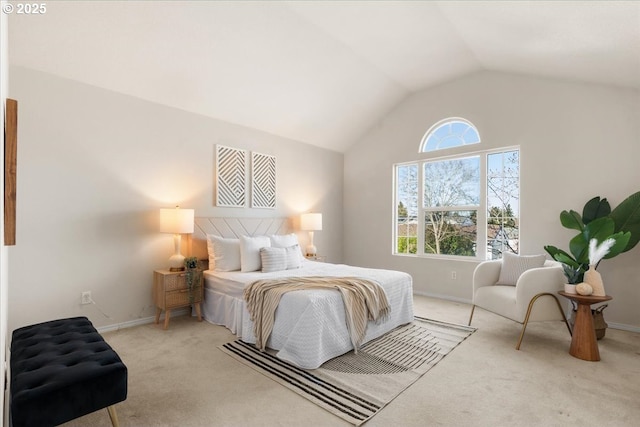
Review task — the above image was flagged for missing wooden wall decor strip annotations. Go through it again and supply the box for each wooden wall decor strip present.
[4,98,17,246]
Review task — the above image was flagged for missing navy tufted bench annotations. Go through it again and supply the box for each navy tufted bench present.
[10,316,128,427]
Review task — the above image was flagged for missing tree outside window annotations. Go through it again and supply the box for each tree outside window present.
[487,150,520,259]
[423,156,479,256]
[396,164,418,254]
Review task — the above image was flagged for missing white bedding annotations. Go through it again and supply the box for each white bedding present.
[202,260,414,369]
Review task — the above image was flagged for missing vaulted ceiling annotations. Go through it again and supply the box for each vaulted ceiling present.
[8,1,640,152]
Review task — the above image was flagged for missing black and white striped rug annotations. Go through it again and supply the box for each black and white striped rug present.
[220,317,475,425]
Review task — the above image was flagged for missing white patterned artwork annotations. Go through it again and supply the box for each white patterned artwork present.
[251,152,277,209]
[216,145,247,207]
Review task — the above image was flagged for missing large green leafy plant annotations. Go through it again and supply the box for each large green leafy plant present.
[544,191,640,284]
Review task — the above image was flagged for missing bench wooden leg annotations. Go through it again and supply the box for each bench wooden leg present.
[107,405,120,427]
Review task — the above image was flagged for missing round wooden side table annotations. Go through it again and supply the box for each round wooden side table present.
[558,291,612,361]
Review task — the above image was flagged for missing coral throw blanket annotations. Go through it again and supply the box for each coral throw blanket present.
[243,276,391,352]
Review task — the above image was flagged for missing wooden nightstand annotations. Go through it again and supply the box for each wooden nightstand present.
[153,269,203,330]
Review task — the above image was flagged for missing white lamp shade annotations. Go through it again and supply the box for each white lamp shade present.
[301,213,322,231]
[160,207,195,234]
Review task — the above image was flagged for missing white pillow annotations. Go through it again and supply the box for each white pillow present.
[269,233,299,248]
[260,244,303,273]
[206,235,241,272]
[240,235,271,272]
[270,234,303,264]
[260,247,287,273]
[285,244,302,269]
[496,252,546,285]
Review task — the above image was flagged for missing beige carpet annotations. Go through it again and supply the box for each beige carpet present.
[61,295,640,427]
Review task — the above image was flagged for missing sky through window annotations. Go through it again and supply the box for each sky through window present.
[421,118,480,152]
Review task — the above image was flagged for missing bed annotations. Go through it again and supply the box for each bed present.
[192,217,414,369]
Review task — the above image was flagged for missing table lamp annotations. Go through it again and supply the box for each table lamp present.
[300,212,322,256]
[160,206,195,271]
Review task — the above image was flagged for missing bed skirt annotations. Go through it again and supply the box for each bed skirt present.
[202,279,414,369]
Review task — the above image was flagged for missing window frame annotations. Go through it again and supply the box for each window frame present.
[394,163,419,256]
[422,154,481,258]
[392,145,520,261]
[419,117,481,153]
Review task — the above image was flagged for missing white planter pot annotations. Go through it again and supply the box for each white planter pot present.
[564,283,577,294]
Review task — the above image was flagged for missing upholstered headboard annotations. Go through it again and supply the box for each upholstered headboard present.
[191,217,293,260]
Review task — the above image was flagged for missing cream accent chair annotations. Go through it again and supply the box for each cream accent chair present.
[468,259,572,349]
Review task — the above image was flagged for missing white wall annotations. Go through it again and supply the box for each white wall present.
[9,66,640,332]
[1,9,9,425]
[344,71,640,329]
[7,66,343,332]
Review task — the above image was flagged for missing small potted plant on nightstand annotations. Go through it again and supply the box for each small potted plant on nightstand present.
[184,256,202,304]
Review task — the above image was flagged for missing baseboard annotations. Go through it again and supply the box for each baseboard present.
[413,291,640,333]
[606,322,640,334]
[96,308,191,333]
[413,290,471,305]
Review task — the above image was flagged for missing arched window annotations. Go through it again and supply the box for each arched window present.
[420,118,480,152]
[395,117,519,261]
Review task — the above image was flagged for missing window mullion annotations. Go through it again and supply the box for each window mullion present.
[417,162,425,255]
[424,205,479,212]
[392,166,399,254]
[477,154,488,260]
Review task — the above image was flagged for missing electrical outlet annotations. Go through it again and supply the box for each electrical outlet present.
[81,291,92,305]
[451,271,457,280]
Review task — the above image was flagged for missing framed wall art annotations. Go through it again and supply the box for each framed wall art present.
[251,152,276,209]
[215,145,247,208]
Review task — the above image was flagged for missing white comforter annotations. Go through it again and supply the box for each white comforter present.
[202,260,414,369]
